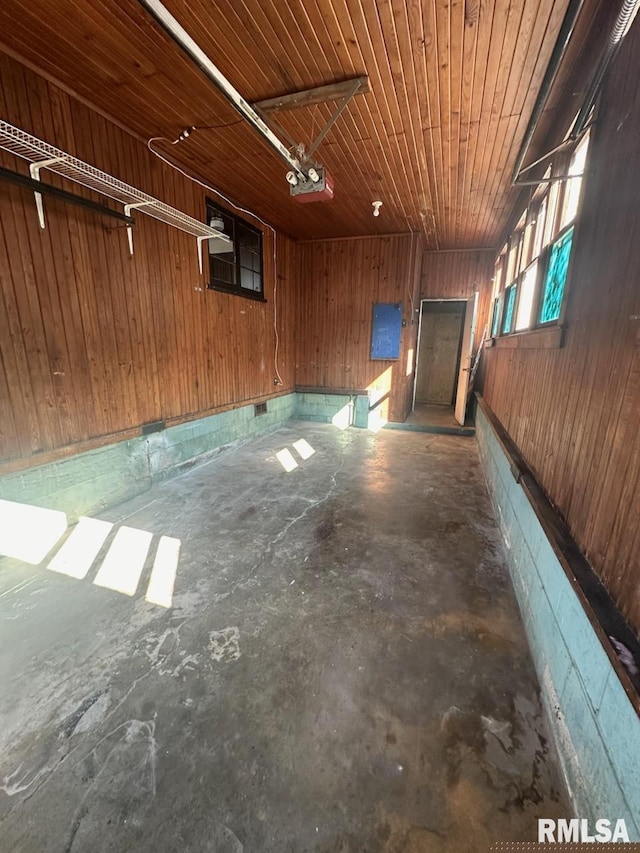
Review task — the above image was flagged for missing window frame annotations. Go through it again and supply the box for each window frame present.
[205,199,266,302]
[489,132,589,343]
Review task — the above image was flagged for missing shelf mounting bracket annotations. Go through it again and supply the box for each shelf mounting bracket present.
[123,202,153,254]
[29,157,66,228]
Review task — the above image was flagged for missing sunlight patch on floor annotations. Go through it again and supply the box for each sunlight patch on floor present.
[276,448,299,472]
[146,535,181,608]
[0,499,68,565]
[292,438,316,460]
[93,526,153,596]
[48,517,113,580]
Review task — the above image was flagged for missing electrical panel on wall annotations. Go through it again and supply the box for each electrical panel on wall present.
[371,303,403,360]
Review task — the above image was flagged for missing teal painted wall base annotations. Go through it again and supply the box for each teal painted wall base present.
[476,406,640,839]
[296,392,369,429]
[0,393,297,523]
[0,391,371,522]
[1,388,390,524]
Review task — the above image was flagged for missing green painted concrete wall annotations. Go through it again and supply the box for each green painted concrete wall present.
[476,406,640,839]
[0,393,297,523]
[0,391,373,523]
[296,392,369,428]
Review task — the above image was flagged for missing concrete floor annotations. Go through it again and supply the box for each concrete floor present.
[0,422,567,852]
[406,404,460,429]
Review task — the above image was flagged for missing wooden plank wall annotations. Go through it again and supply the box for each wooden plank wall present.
[295,234,422,423]
[0,53,296,470]
[421,250,495,350]
[483,20,640,631]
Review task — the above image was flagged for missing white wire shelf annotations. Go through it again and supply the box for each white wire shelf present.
[0,119,230,271]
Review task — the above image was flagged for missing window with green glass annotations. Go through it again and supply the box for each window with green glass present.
[539,226,574,324]
[489,133,589,339]
[502,285,517,334]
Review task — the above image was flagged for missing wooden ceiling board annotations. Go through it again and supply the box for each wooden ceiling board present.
[0,0,608,248]
[480,0,567,241]
[495,0,619,247]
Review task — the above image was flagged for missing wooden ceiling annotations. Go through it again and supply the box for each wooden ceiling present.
[0,0,609,248]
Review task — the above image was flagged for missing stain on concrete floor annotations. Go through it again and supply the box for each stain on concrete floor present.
[0,422,568,851]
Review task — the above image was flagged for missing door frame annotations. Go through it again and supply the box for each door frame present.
[454,293,479,426]
[412,298,467,412]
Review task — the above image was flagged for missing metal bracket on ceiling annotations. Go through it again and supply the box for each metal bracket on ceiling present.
[253,76,369,167]
[306,78,364,161]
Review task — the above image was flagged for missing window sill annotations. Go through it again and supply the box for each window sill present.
[486,324,564,350]
[207,283,266,303]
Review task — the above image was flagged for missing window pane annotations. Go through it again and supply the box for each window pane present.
[206,203,263,297]
[507,240,519,283]
[502,285,517,334]
[237,222,260,251]
[210,256,235,285]
[207,203,235,282]
[539,226,574,324]
[518,230,527,274]
[560,177,581,230]
[491,296,502,337]
[522,217,535,269]
[544,180,560,245]
[494,253,506,299]
[533,197,547,257]
[561,133,590,227]
[240,266,254,290]
[207,207,234,251]
[208,237,234,259]
[516,261,538,331]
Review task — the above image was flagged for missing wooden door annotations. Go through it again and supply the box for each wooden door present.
[415,310,463,404]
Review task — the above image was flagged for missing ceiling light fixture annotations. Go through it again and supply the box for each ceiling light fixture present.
[372,200,383,217]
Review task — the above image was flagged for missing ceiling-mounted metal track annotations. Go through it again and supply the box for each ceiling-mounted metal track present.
[0,120,230,272]
[137,0,308,180]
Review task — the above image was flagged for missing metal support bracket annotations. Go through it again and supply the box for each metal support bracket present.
[253,109,299,153]
[123,202,152,255]
[306,78,363,161]
[196,235,210,275]
[253,75,368,170]
[1,119,229,255]
[29,157,66,228]
[515,173,584,187]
